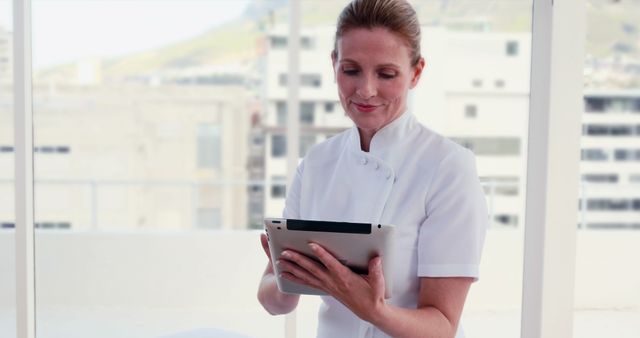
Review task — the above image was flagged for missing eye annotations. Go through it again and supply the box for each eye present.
[378,72,396,79]
[342,68,359,76]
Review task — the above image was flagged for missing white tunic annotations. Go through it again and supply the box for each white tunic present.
[283,111,488,338]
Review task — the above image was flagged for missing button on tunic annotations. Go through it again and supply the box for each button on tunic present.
[282,112,488,338]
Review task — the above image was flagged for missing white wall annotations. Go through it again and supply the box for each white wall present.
[1,230,638,310]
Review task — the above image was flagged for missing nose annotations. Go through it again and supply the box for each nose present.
[356,75,376,99]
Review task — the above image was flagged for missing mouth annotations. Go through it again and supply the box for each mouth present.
[351,102,379,113]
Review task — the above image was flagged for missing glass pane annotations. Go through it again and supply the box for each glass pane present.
[575,1,640,337]
[0,0,15,336]
[32,1,283,337]
[291,1,533,337]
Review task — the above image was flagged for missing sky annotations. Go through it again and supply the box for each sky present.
[0,0,250,70]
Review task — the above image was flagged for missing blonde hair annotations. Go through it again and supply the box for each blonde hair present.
[333,0,422,66]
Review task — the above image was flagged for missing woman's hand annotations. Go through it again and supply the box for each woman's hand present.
[277,242,387,323]
[257,232,300,315]
[260,232,272,262]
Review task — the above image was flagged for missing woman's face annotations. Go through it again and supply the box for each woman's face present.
[333,27,424,136]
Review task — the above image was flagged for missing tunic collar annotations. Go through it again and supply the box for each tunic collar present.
[349,110,416,158]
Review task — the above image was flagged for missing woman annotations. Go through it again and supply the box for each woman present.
[258,1,487,337]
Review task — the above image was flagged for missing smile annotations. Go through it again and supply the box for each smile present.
[352,102,379,113]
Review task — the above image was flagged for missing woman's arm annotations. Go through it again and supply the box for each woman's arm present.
[277,243,472,338]
[371,277,472,338]
[258,161,305,315]
[257,233,300,315]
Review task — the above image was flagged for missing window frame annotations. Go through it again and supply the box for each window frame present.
[12,1,586,338]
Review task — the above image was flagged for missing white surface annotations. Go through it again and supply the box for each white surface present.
[13,0,36,337]
[0,307,638,338]
[523,0,585,337]
[0,230,638,338]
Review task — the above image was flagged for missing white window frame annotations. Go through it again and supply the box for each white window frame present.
[14,0,35,337]
[13,1,585,338]
[521,1,585,338]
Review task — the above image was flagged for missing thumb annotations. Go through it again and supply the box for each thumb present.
[260,233,272,261]
[368,256,386,297]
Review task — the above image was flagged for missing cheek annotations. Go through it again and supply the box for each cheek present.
[379,82,405,100]
[336,74,355,96]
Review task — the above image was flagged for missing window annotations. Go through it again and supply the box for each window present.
[586,198,633,211]
[271,134,286,158]
[584,124,607,136]
[496,185,519,196]
[585,223,640,230]
[270,36,314,50]
[35,221,71,229]
[276,101,287,126]
[270,36,287,49]
[472,79,483,88]
[506,40,519,56]
[584,124,635,136]
[585,97,606,112]
[301,36,314,49]
[300,102,315,125]
[325,102,335,113]
[494,214,518,227]
[197,124,221,169]
[34,145,71,154]
[581,148,608,161]
[495,79,505,88]
[271,176,286,198]
[278,73,287,86]
[582,173,618,183]
[301,74,321,87]
[274,102,315,125]
[614,149,630,161]
[451,137,520,156]
[300,134,316,157]
[280,73,322,88]
[300,74,322,88]
[465,104,477,118]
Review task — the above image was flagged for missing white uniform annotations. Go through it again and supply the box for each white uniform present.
[283,111,488,338]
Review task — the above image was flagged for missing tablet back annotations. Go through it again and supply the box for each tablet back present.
[264,218,395,298]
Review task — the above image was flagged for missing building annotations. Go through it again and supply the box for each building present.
[0,25,11,85]
[0,82,251,230]
[259,25,351,220]
[580,90,640,229]
[414,28,532,228]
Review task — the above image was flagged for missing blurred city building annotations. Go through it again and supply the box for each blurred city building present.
[0,80,251,230]
[0,25,11,85]
[581,89,640,229]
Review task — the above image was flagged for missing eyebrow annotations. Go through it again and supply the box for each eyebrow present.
[339,58,401,69]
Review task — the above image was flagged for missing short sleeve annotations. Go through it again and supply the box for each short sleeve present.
[282,160,304,219]
[417,148,488,280]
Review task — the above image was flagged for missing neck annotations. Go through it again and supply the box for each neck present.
[358,128,375,152]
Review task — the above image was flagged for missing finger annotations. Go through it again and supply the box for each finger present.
[280,271,319,289]
[280,250,330,283]
[277,259,323,289]
[366,256,386,298]
[308,243,351,276]
[260,233,271,261]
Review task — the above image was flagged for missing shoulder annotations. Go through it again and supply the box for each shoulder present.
[411,123,474,170]
[302,129,352,167]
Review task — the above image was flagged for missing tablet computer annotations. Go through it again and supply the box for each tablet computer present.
[264,218,395,298]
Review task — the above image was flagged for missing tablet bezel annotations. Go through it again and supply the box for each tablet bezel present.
[264,218,395,298]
